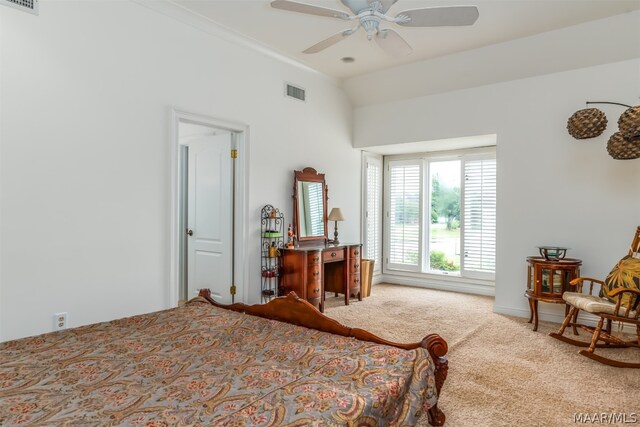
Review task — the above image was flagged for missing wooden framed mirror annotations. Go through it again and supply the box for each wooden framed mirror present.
[293,167,328,245]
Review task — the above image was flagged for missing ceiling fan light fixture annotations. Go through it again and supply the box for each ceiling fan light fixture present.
[270,0,479,55]
[360,15,381,40]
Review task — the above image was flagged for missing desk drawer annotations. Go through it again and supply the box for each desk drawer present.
[307,251,322,265]
[307,282,321,299]
[349,259,360,274]
[323,248,344,263]
[349,245,361,259]
[348,273,361,298]
[308,265,321,283]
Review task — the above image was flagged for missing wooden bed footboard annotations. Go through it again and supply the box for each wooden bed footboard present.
[198,289,448,426]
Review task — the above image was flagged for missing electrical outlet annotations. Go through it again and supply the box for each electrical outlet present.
[53,312,68,331]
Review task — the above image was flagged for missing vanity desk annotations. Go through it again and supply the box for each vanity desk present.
[283,167,361,312]
[281,243,362,313]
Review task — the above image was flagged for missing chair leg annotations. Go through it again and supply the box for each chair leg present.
[556,306,576,337]
[571,308,580,336]
[586,317,604,354]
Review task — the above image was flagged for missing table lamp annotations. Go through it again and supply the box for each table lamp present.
[328,208,344,245]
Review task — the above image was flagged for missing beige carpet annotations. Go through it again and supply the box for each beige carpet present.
[323,284,639,427]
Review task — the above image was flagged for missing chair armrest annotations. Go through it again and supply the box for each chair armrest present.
[569,277,605,295]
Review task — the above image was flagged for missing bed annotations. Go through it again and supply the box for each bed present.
[0,290,448,426]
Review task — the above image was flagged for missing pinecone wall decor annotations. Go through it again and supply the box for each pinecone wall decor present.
[568,102,640,160]
[566,108,607,139]
[607,132,640,160]
[617,106,640,139]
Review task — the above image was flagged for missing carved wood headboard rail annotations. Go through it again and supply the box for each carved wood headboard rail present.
[197,289,449,426]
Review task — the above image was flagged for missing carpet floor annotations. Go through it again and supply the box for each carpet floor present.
[323,284,639,427]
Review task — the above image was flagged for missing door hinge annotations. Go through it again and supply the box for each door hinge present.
[229,284,236,295]
[231,149,238,159]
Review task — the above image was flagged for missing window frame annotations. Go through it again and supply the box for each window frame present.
[383,147,496,282]
[461,153,497,281]
[384,158,423,273]
[361,151,383,274]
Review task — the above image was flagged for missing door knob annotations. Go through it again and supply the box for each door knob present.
[186,228,193,236]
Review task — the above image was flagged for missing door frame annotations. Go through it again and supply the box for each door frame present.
[169,109,250,307]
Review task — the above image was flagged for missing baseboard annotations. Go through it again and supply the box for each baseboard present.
[493,305,637,334]
[493,305,568,324]
[380,274,495,296]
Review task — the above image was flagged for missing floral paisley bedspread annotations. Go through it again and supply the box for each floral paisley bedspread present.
[0,298,437,426]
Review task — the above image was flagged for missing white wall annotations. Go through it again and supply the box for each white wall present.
[353,58,640,323]
[0,1,359,341]
[344,11,640,107]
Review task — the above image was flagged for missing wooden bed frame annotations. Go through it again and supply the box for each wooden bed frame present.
[198,289,449,426]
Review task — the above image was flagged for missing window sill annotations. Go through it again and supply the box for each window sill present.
[380,270,495,296]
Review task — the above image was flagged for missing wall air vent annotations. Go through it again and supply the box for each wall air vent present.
[1,0,39,15]
[285,83,306,102]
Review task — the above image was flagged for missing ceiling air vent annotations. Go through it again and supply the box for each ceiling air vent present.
[1,0,39,15]
[285,83,306,102]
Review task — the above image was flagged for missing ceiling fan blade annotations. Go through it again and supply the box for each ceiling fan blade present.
[396,6,479,27]
[271,0,351,20]
[375,29,412,57]
[303,30,353,54]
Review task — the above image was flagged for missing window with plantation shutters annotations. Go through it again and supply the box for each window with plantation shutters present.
[382,147,496,284]
[388,161,421,270]
[364,155,382,273]
[463,158,496,276]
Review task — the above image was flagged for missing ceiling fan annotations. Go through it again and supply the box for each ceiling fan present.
[271,0,479,57]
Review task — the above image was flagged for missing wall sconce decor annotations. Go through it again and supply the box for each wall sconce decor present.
[568,101,640,160]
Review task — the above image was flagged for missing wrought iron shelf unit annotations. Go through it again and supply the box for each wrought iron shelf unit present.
[260,205,285,302]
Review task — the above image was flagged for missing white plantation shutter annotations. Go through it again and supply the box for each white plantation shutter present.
[365,156,382,272]
[388,161,421,269]
[307,183,324,236]
[463,158,496,275]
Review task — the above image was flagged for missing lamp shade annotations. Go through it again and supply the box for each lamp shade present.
[328,208,344,221]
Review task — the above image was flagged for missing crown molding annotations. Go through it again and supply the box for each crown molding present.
[132,0,337,85]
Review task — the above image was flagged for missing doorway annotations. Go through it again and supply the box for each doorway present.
[170,111,248,307]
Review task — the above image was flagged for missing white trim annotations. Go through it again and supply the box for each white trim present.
[381,273,495,296]
[169,109,250,307]
[133,0,336,85]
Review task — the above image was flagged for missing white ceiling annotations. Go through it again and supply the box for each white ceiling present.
[171,0,640,80]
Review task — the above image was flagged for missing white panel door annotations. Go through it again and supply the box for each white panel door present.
[187,134,232,302]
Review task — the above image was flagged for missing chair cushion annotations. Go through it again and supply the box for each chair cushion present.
[602,255,640,306]
[563,292,637,317]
